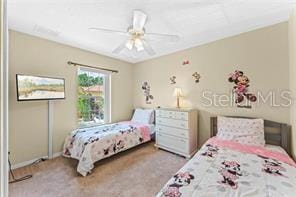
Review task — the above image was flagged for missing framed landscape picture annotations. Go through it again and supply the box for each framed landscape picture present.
[16,74,65,101]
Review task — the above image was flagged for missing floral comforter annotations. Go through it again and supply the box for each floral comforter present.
[63,121,151,176]
[157,137,296,197]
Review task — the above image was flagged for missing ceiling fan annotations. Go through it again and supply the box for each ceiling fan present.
[89,10,180,56]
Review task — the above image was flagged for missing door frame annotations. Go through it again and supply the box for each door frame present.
[0,0,9,196]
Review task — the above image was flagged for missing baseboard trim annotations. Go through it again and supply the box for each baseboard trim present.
[11,152,62,170]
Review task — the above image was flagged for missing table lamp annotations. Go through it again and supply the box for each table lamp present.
[173,88,183,108]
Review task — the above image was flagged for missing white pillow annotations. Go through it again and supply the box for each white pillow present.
[131,108,154,124]
[217,116,265,146]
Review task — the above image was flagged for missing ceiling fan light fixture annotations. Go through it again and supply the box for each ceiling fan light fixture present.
[136,45,144,52]
[125,39,134,50]
[134,38,144,51]
[90,9,177,56]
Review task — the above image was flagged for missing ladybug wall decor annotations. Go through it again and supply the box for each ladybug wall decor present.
[182,60,190,65]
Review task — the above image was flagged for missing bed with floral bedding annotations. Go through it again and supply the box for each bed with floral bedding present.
[156,137,296,197]
[157,116,296,197]
[63,121,152,176]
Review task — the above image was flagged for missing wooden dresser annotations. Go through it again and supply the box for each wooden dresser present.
[155,108,198,158]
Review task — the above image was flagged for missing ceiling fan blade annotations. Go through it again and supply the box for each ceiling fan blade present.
[89,27,127,36]
[142,40,156,56]
[132,10,147,31]
[145,33,180,42]
[112,40,128,54]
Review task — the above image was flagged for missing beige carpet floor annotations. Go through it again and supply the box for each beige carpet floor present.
[9,142,187,197]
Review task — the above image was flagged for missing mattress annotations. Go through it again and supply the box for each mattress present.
[63,121,152,176]
[157,137,296,197]
[265,144,287,155]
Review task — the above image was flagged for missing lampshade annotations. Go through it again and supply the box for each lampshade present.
[135,38,144,51]
[125,39,134,50]
[173,88,183,97]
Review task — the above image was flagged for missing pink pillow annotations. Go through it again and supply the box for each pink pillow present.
[217,116,265,146]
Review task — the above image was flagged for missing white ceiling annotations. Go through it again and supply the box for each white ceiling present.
[8,0,296,63]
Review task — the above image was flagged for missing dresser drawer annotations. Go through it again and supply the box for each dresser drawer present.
[156,117,188,129]
[156,110,175,119]
[156,125,188,139]
[156,133,188,153]
[175,111,188,120]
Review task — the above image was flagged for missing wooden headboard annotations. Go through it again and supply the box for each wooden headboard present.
[210,116,291,156]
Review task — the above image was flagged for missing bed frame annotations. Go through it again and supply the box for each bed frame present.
[210,116,291,156]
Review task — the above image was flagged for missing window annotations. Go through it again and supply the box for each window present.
[77,68,110,127]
